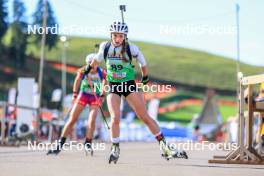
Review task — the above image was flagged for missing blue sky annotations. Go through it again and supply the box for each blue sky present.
[8,0,264,66]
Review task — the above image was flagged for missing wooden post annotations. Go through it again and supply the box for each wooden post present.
[209,73,264,164]
[247,85,253,148]
[0,102,6,144]
[239,82,245,160]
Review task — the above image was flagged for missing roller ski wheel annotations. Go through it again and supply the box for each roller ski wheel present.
[86,149,94,156]
[173,150,188,159]
[108,144,120,164]
[161,153,172,161]
[161,150,188,160]
[84,143,94,156]
[46,148,61,155]
[109,154,118,164]
[160,141,188,160]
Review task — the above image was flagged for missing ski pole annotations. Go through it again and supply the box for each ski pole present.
[88,78,110,130]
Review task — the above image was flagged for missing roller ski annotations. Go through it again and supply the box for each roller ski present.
[108,144,120,164]
[84,142,94,156]
[46,145,62,155]
[46,138,66,155]
[160,141,188,160]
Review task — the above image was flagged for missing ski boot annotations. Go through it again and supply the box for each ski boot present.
[160,140,188,160]
[84,142,94,156]
[108,144,120,164]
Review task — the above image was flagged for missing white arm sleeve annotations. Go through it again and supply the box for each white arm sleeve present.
[129,43,147,67]
[94,41,108,63]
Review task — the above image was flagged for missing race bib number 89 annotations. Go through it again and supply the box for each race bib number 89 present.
[111,64,123,71]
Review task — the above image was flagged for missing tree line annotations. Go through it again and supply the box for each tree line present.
[0,0,58,68]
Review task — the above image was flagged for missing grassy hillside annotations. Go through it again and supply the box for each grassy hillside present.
[24,36,264,91]
[2,34,255,123]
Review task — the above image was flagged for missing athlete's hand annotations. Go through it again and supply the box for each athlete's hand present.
[99,93,106,103]
[72,92,78,103]
[141,75,149,85]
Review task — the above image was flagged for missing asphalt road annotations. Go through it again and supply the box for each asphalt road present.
[0,142,263,176]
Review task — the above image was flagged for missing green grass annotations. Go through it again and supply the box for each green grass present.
[219,105,237,122]
[21,36,264,91]
[159,90,203,107]
[158,90,237,124]
[158,104,237,125]
[158,105,202,123]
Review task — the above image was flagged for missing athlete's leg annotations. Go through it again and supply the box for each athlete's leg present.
[47,103,84,155]
[84,105,99,155]
[107,93,121,141]
[61,103,84,138]
[126,91,188,159]
[126,91,160,136]
[85,105,99,141]
[107,93,122,163]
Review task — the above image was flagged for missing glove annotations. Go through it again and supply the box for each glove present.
[141,75,149,85]
[84,65,92,75]
[100,92,106,98]
[99,92,106,103]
